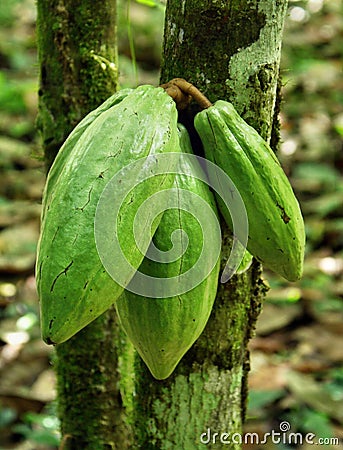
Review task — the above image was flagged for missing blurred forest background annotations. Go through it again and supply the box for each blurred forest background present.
[0,0,342,449]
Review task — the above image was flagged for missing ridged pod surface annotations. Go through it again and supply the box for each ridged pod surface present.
[36,86,180,344]
[116,125,221,380]
[44,88,133,197]
[194,100,305,281]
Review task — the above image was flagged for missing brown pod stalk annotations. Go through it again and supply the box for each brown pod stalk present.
[161,78,212,110]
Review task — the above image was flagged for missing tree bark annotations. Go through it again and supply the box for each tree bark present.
[37,0,118,170]
[133,1,288,449]
[36,1,132,449]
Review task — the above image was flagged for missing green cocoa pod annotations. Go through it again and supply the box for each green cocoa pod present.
[194,100,305,281]
[36,85,180,345]
[116,124,221,380]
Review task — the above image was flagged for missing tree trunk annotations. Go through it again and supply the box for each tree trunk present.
[36,1,132,449]
[37,0,118,171]
[133,1,288,449]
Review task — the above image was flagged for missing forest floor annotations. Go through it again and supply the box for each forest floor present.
[0,1,342,449]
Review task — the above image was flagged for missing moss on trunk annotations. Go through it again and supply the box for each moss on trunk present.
[36,0,118,169]
[132,1,287,448]
[56,310,132,450]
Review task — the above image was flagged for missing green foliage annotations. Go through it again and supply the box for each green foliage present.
[248,389,285,412]
[0,0,20,27]
[293,162,341,192]
[284,406,334,441]
[126,0,138,85]
[135,0,165,8]
[0,71,27,114]
[0,406,17,428]
[13,410,60,447]
[324,368,343,401]
[117,0,164,87]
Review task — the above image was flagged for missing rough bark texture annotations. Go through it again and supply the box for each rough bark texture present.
[133,1,288,449]
[36,0,118,170]
[56,311,133,450]
[36,1,132,449]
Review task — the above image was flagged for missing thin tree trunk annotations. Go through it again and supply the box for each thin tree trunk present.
[133,1,288,449]
[36,1,132,449]
[37,0,118,170]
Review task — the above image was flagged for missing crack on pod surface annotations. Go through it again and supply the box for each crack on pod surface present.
[276,202,291,224]
[51,226,60,244]
[38,260,44,281]
[106,140,123,160]
[127,194,134,205]
[76,186,93,212]
[50,260,74,293]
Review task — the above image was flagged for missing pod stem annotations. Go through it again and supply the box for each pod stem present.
[161,78,212,110]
